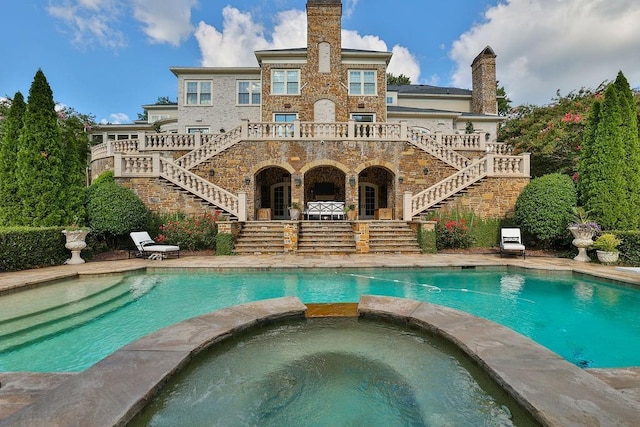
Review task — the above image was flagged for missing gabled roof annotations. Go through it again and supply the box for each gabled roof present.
[388,84,471,96]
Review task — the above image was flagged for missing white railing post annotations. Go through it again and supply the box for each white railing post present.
[348,120,355,140]
[237,191,247,222]
[152,153,161,177]
[195,131,201,147]
[138,132,146,151]
[294,120,301,138]
[523,153,531,177]
[403,191,413,221]
[486,153,495,176]
[400,121,407,140]
[106,141,113,156]
[241,119,249,139]
[114,153,122,177]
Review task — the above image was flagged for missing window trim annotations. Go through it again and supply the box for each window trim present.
[186,127,210,134]
[350,113,376,122]
[271,69,300,95]
[184,80,212,106]
[237,80,262,106]
[348,70,377,96]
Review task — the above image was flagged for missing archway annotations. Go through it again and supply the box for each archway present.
[256,167,292,220]
[358,166,394,219]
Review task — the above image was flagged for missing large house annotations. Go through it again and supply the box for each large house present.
[90,0,529,252]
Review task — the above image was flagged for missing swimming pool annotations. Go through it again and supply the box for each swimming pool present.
[1,267,639,371]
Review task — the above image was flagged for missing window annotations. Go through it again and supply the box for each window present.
[187,127,210,134]
[150,114,170,122]
[272,70,300,95]
[237,81,261,105]
[185,81,212,105]
[273,113,297,137]
[274,113,298,122]
[386,96,394,105]
[349,70,376,95]
[351,114,374,122]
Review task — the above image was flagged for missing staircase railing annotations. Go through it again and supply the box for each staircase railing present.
[404,153,530,220]
[175,125,243,170]
[113,153,245,220]
[407,128,471,170]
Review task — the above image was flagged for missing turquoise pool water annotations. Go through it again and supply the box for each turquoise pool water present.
[1,268,639,371]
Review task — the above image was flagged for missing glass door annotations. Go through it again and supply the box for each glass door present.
[358,183,377,219]
[272,183,292,219]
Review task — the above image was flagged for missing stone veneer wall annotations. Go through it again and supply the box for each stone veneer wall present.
[471,47,497,115]
[438,177,529,218]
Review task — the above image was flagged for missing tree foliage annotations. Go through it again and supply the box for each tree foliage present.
[499,86,604,177]
[386,73,411,86]
[496,82,512,116]
[578,72,640,229]
[513,173,577,247]
[0,92,26,225]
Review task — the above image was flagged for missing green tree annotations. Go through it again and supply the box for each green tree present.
[496,82,512,116]
[614,72,640,228]
[499,86,602,177]
[0,92,26,225]
[386,73,411,86]
[16,70,69,226]
[137,96,175,121]
[578,84,628,229]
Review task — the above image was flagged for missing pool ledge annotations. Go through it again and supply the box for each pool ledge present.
[360,295,640,426]
[2,296,640,426]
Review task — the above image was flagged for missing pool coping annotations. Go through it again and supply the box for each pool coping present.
[1,296,640,426]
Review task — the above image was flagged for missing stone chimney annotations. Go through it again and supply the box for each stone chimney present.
[306,0,342,69]
[471,46,497,115]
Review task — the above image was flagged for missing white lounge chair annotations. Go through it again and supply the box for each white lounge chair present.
[500,228,526,259]
[130,231,180,260]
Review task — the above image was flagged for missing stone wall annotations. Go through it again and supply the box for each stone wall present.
[438,177,529,218]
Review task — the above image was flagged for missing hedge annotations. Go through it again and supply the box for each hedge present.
[0,227,68,272]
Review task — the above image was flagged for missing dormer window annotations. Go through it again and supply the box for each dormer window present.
[349,70,376,96]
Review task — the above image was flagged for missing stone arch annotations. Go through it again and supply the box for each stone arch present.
[300,159,349,175]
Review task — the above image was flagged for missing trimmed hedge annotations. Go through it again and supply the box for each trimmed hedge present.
[614,231,640,266]
[0,227,68,272]
[215,233,234,255]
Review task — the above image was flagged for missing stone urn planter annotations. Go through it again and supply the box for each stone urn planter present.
[596,250,619,264]
[345,204,357,220]
[62,229,90,264]
[568,226,595,262]
[289,202,302,221]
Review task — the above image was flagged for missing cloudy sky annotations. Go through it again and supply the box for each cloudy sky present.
[2,0,638,124]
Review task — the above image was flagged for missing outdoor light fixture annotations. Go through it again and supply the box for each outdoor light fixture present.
[398,176,404,184]
[423,167,429,176]
[349,176,356,187]
[208,169,215,177]
[244,177,251,185]
[294,176,302,187]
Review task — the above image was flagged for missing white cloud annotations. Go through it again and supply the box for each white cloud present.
[132,0,197,46]
[48,0,198,49]
[196,6,421,82]
[344,0,359,18]
[450,0,640,106]
[47,0,126,49]
[101,112,129,124]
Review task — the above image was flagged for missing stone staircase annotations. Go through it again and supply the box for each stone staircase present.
[297,221,356,254]
[234,222,285,254]
[368,221,421,254]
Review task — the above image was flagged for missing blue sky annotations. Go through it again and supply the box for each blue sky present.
[2,0,639,124]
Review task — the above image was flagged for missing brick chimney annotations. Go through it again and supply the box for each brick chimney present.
[471,46,497,115]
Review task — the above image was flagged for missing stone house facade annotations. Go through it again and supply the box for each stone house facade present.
[90,0,529,223]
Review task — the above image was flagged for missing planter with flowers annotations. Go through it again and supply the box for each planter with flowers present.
[592,233,621,264]
[344,204,357,220]
[568,208,600,262]
[289,202,302,221]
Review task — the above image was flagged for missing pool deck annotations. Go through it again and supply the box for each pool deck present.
[2,253,640,425]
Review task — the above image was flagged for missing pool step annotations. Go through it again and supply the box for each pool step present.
[0,276,157,353]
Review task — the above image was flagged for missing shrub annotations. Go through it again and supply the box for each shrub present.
[616,231,640,266]
[435,219,473,249]
[592,233,622,252]
[156,212,221,251]
[215,233,234,255]
[514,173,577,247]
[87,180,149,248]
[0,227,68,271]
[417,227,437,253]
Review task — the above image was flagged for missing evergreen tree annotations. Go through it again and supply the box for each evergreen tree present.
[614,71,640,228]
[16,69,67,226]
[578,84,628,229]
[0,92,26,225]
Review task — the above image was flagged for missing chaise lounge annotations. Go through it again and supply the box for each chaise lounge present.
[130,231,180,260]
[500,228,526,259]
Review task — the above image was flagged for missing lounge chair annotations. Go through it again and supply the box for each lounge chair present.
[500,228,526,259]
[130,232,180,260]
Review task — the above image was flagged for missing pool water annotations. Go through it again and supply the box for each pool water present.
[128,318,538,427]
[1,268,639,371]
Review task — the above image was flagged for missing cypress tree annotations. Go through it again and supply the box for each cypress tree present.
[577,100,601,206]
[613,71,640,228]
[580,84,628,229]
[16,70,66,226]
[0,92,26,225]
